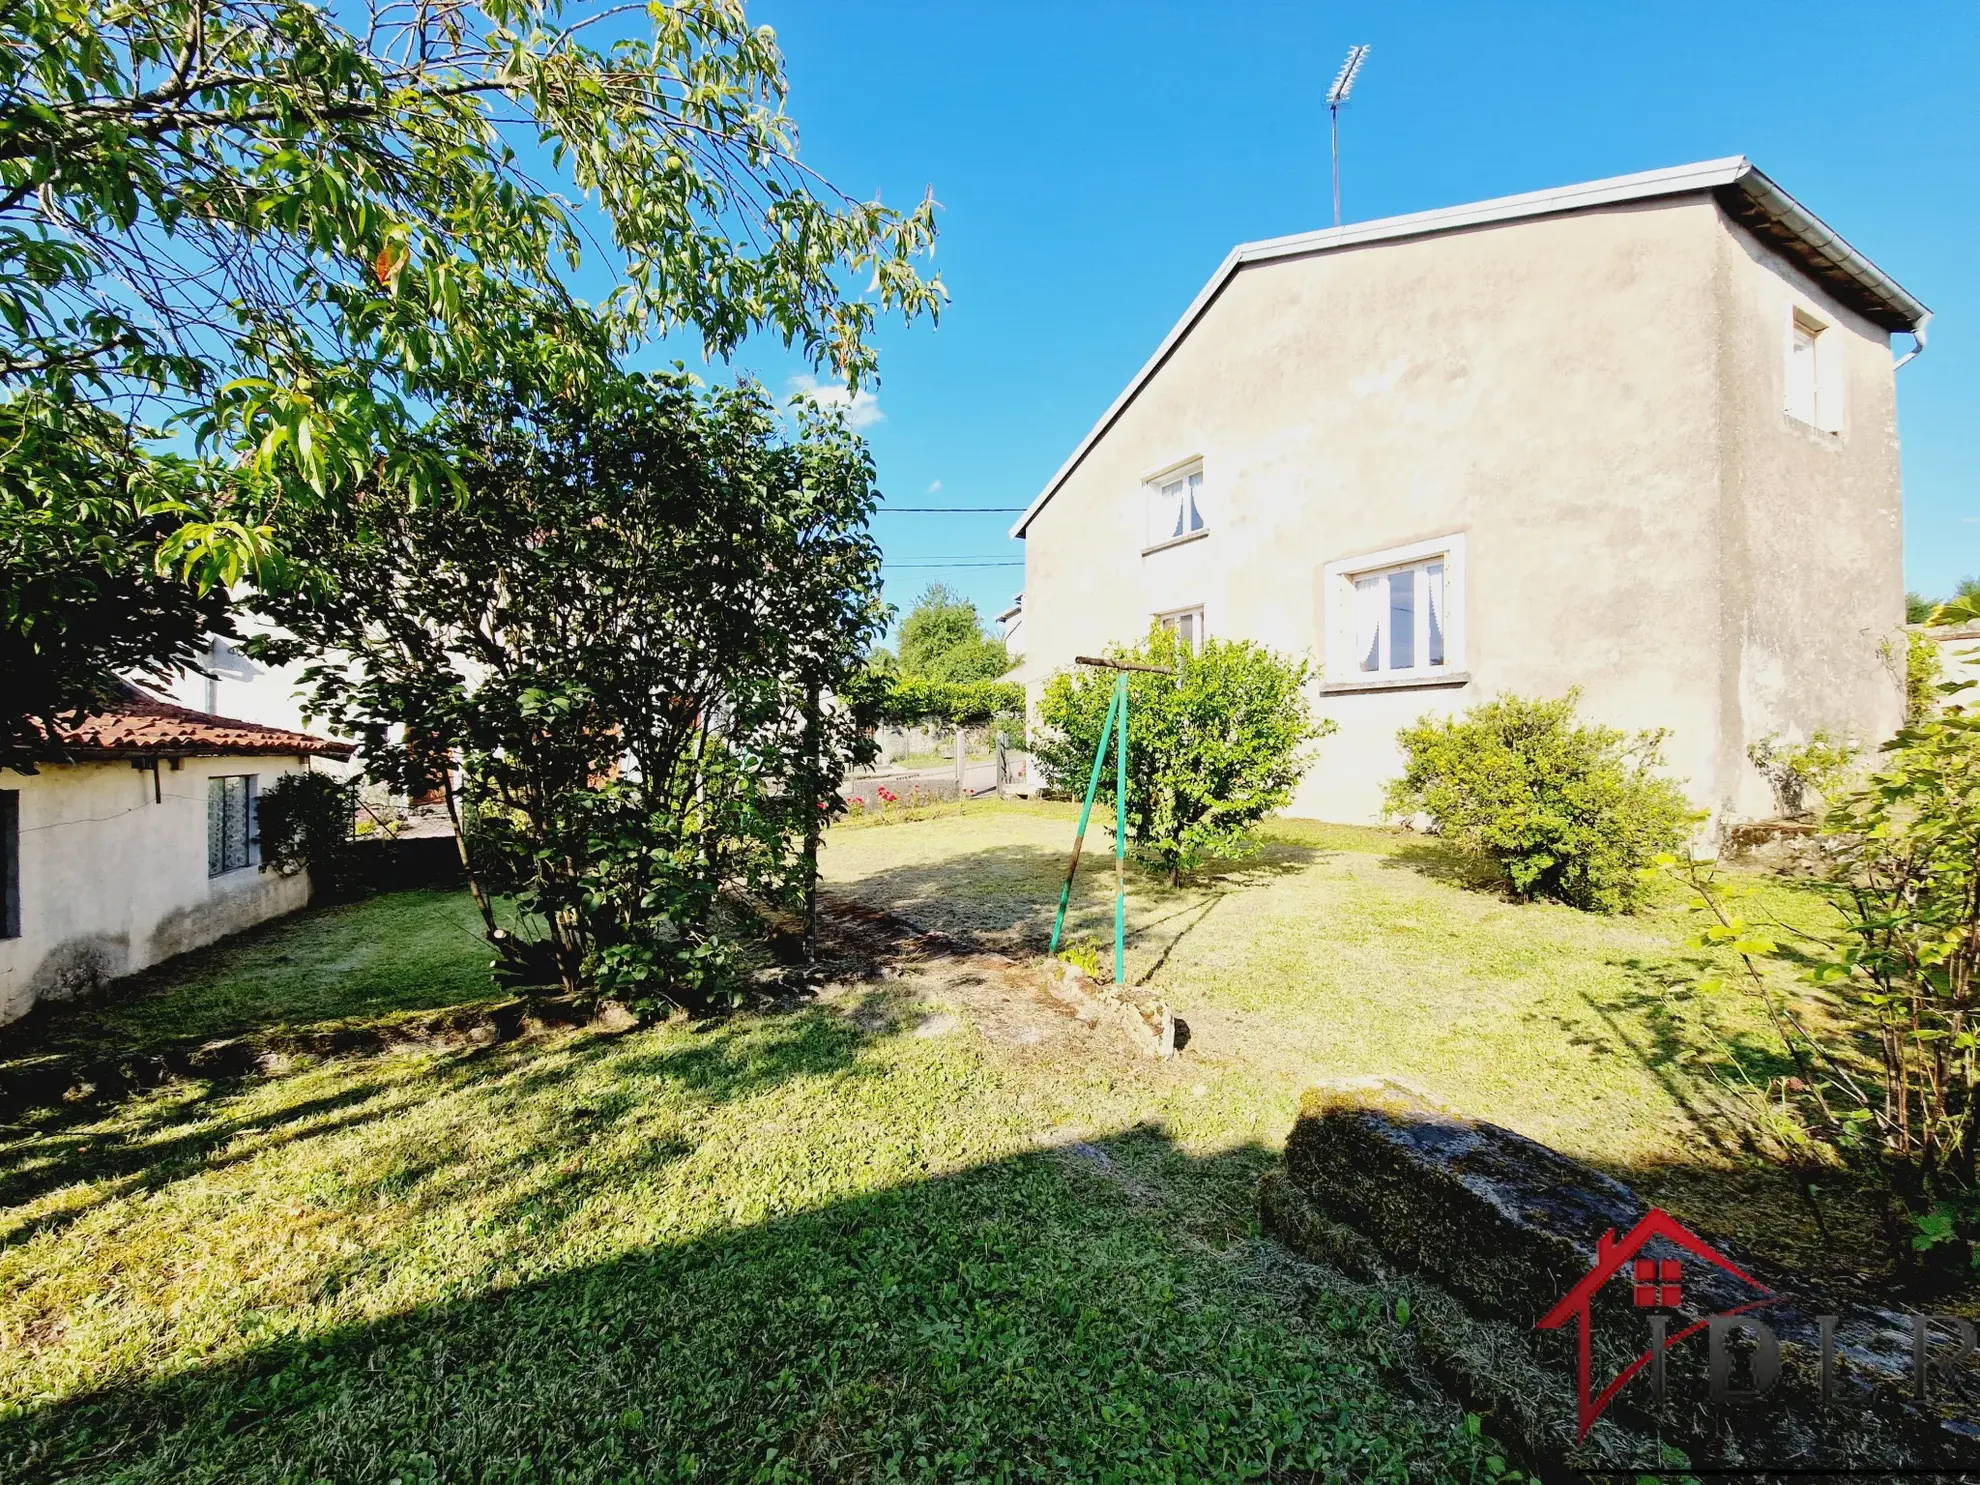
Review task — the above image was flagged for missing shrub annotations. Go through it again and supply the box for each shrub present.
[1746,730,1861,819]
[1676,680,1980,1260]
[260,373,886,1014]
[1385,691,1692,912]
[256,771,358,899]
[1033,628,1326,885]
[1884,628,1943,723]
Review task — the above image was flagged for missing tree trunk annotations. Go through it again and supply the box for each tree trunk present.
[804,686,821,964]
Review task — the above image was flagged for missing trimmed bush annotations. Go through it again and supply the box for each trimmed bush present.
[1034,628,1326,884]
[876,674,1023,727]
[1385,692,1692,912]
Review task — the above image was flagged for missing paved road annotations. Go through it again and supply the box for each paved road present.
[846,759,1000,800]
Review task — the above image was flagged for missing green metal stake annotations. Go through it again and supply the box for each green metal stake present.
[1047,682,1120,956]
[1113,672,1128,986]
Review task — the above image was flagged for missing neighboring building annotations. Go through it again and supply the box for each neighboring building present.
[997,593,1025,656]
[1011,158,1929,826]
[0,685,354,1025]
[158,627,343,746]
[1924,625,1980,697]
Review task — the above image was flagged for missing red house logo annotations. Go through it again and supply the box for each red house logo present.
[1535,1208,1779,1439]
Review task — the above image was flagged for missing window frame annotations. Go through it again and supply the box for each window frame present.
[207,773,260,877]
[1141,457,1207,554]
[1784,305,1842,434]
[1321,534,1468,693]
[1154,605,1205,653]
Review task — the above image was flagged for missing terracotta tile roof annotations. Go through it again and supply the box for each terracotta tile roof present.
[38,685,355,761]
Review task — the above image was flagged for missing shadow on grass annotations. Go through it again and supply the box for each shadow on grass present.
[0,1126,1499,1485]
[1375,839,1510,895]
[1558,957,1914,1291]
[828,837,1328,960]
[0,1005,884,1257]
[2,889,504,1072]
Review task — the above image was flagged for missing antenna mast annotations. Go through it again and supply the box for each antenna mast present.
[1326,44,1371,228]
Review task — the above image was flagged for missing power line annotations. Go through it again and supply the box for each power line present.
[882,559,1024,568]
[879,506,1024,513]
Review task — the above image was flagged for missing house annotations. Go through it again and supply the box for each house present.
[1010,158,1929,825]
[996,593,1025,655]
[0,685,354,1025]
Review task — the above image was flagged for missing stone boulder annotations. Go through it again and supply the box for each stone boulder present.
[1262,1079,1979,1477]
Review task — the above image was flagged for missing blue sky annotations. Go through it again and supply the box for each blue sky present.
[662,1,1978,628]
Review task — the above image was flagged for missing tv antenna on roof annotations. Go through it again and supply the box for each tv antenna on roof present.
[1326,44,1371,228]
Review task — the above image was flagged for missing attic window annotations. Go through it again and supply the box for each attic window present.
[1785,308,1840,432]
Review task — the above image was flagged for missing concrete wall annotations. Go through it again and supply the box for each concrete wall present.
[0,755,314,1025]
[1712,221,1908,817]
[1020,194,1905,825]
[1927,628,1980,698]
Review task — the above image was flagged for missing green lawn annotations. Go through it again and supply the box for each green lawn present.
[0,801,1865,1480]
[1,853,1504,1483]
[820,801,1873,1280]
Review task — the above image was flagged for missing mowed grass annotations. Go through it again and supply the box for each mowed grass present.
[1,878,1503,1483]
[5,887,508,1062]
[819,803,1868,1276]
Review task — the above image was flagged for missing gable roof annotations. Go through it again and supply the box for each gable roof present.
[1011,157,1930,539]
[27,683,355,763]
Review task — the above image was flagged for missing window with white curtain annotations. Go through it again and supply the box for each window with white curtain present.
[1144,463,1206,549]
[1323,534,1466,688]
[1354,561,1445,675]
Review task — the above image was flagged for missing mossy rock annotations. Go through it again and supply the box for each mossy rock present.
[1269,1079,1977,1473]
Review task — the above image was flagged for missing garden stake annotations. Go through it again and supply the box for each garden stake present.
[1047,680,1120,957]
[1048,656,1171,980]
[1113,671,1127,985]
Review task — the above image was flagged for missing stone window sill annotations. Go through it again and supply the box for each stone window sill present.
[1320,670,1471,696]
[1141,529,1209,557]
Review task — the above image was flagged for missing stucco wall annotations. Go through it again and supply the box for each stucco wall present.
[1712,222,1907,818]
[0,755,314,1025]
[1020,194,1904,825]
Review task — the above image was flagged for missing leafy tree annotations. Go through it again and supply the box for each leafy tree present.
[897,583,1011,683]
[1,396,234,764]
[1910,579,1980,626]
[1034,628,1325,885]
[1,0,941,760]
[257,371,885,1011]
[1386,692,1692,913]
[875,676,1022,727]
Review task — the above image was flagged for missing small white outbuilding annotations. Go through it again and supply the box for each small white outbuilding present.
[1,684,355,1026]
